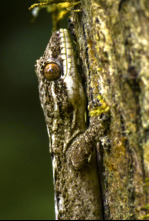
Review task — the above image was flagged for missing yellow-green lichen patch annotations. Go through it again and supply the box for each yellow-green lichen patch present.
[89,95,110,117]
[138,203,149,220]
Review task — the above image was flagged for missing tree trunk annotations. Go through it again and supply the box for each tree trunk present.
[69,0,149,219]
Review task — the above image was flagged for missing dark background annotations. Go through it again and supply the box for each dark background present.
[0,1,67,219]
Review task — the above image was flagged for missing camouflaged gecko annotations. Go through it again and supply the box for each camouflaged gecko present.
[35,29,104,220]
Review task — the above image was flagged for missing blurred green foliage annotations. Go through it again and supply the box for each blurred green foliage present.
[0,0,67,219]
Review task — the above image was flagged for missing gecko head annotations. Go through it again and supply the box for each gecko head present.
[35,29,83,123]
[35,30,75,119]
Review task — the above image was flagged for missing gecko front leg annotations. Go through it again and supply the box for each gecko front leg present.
[35,29,103,220]
[71,114,109,170]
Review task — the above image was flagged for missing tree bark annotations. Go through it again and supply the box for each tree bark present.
[69,0,149,219]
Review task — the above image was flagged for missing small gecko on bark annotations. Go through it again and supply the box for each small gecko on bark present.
[35,29,106,220]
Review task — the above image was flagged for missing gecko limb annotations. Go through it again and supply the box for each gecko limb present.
[71,115,109,170]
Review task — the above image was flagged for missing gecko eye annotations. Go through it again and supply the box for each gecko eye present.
[43,63,61,81]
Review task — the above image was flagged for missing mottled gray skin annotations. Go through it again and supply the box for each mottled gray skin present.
[35,29,103,220]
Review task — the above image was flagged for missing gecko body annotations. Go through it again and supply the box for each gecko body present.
[35,29,103,220]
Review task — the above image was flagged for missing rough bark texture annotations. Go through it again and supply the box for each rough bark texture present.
[69,0,149,219]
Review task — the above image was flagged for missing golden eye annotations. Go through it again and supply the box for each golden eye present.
[43,63,61,81]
